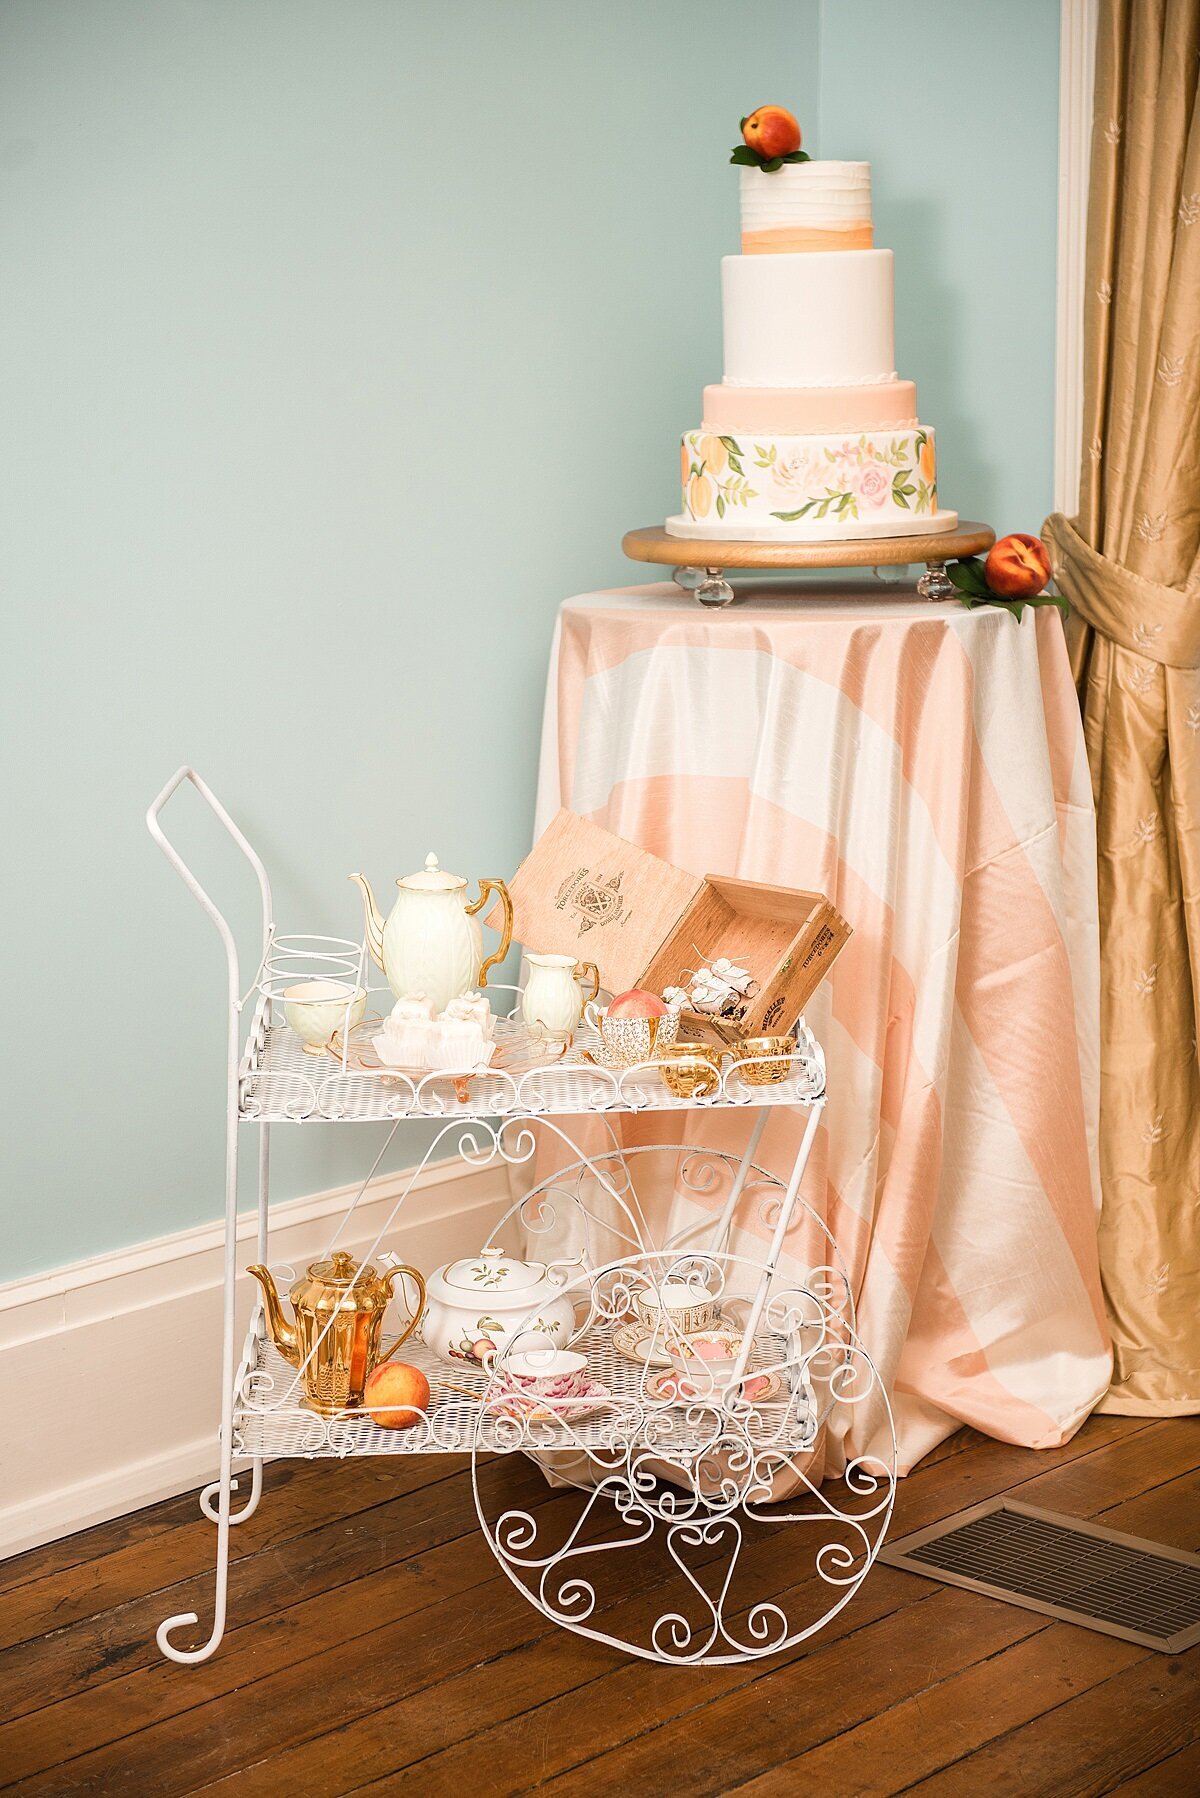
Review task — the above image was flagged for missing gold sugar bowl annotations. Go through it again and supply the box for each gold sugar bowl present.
[731,1035,797,1086]
[656,1041,726,1100]
[248,1251,426,1416]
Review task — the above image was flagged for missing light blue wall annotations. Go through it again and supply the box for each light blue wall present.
[3,2,1060,1281]
[817,0,1061,532]
[1,0,820,1279]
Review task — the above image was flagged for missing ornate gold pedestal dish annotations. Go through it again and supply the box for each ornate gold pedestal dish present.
[622,520,996,608]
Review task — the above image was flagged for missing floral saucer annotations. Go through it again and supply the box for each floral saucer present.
[644,1366,783,1407]
[487,1379,612,1424]
[612,1318,754,1369]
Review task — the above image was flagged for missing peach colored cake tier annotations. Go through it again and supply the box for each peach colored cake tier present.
[741,223,874,253]
[702,380,917,436]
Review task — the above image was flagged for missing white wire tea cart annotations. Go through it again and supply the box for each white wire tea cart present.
[146,767,896,1668]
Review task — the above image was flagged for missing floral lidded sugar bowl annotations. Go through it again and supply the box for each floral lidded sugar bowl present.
[419,1244,580,1365]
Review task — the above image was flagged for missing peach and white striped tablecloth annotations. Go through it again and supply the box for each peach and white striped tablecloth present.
[533,581,1111,1474]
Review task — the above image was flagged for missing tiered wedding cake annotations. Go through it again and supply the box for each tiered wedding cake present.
[667,120,957,544]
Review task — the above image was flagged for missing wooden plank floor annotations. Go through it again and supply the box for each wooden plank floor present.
[1,1415,1197,1795]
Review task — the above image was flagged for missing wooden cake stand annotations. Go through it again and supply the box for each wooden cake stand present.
[622,520,995,607]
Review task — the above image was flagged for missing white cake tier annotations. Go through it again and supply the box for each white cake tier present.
[674,425,952,541]
[722,249,895,388]
[740,161,872,253]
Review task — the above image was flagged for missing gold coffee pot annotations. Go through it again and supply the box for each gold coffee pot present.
[248,1251,426,1416]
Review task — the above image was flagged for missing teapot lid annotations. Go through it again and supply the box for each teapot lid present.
[441,1244,542,1294]
[289,1250,391,1314]
[397,852,465,892]
[305,1250,377,1290]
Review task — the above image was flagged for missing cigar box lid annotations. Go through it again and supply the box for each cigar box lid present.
[498,810,704,995]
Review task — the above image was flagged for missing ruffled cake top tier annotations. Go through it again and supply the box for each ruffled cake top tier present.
[739,160,872,254]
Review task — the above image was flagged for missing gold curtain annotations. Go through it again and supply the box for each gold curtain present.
[1044,0,1200,1413]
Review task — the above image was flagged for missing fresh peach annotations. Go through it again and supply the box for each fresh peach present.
[363,1360,430,1430]
[984,533,1052,598]
[742,106,802,160]
[607,989,669,1020]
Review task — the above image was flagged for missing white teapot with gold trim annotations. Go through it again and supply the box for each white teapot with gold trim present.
[349,854,513,1013]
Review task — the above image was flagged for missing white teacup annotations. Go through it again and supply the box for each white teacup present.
[634,1278,721,1336]
[283,980,367,1053]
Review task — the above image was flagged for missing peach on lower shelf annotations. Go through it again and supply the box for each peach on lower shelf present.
[362,1361,430,1430]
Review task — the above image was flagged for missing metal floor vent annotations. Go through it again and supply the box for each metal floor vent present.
[880,1499,1200,1653]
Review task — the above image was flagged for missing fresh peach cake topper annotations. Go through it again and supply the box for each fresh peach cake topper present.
[730,105,809,173]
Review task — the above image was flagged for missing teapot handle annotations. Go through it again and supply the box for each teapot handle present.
[377,1265,427,1362]
[467,877,513,989]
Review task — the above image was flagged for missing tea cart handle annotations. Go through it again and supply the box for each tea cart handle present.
[146,766,274,984]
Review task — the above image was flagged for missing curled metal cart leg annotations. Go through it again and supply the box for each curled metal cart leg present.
[146,767,275,1664]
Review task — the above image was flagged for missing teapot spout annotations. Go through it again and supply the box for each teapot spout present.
[348,872,386,972]
[247,1264,300,1366]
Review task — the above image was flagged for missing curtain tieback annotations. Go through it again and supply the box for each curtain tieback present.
[1042,514,1199,670]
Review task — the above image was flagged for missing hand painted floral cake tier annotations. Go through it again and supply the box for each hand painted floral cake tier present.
[677,427,940,538]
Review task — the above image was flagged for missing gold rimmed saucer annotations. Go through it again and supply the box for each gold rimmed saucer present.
[611,1319,683,1368]
[644,1366,784,1407]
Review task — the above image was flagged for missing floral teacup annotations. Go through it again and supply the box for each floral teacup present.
[495,1347,589,1399]
[665,1328,769,1403]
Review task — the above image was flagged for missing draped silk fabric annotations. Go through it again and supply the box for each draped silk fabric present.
[1043,0,1200,1414]
[531,585,1111,1475]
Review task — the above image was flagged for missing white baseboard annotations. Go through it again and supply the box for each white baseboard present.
[0,1157,512,1560]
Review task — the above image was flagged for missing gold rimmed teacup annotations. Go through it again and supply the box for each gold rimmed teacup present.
[283,980,368,1054]
[731,1035,796,1086]
[656,1041,725,1100]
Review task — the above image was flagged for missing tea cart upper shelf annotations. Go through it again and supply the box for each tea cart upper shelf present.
[239,1007,826,1124]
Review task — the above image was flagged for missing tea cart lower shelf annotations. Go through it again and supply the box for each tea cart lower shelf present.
[147,766,897,1670]
[233,1311,819,1461]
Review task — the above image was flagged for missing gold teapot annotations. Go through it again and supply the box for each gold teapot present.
[248,1251,426,1416]
[349,853,514,1012]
